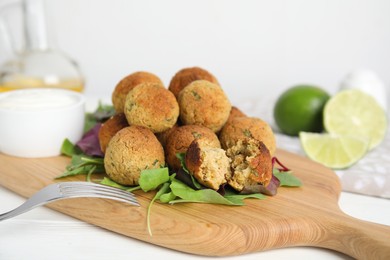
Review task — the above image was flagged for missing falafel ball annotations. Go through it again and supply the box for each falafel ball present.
[112,71,163,113]
[98,113,129,154]
[165,125,221,171]
[226,138,272,191]
[124,83,179,133]
[155,123,180,149]
[168,67,219,99]
[104,126,165,186]
[185,140,231,190]
[178,80,231,133]
[219,116,276,156]
[226,106,247,124]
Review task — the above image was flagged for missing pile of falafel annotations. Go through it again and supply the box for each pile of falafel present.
[99,67,276,193]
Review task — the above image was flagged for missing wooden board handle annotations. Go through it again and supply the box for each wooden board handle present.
[319,212,390,259]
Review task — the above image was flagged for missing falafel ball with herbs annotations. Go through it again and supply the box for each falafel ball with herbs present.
[155,123,180,149]
[98,112,129,154]
[104,126,165,186]
[124,82,179,133]
[112,71,164,113]
[165,125,221,171]
[178,80,231,133]
[219,116,276,156]
[225,106,247,125]
[168,67,220,99]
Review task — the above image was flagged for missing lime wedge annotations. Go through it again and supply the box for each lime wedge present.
[323,89,387,150]
[299,132,369,169]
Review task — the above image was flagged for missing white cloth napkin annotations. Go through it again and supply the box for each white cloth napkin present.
[236,96,390,199]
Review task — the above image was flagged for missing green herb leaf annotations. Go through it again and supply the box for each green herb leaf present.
[84,101,115,132]
[139,168,170,192]
[243,129,253,138]
[191,90,201,100]
[100,177,127,189]
[274,170,302,187]
[86,165,96,182]
[56,155,104,179]
[159,192,176,203]
[147,182,171,236]
[100,177,141,192]
[169,178,241,205]
[56,164,95,179]
[156,174,177,203]
[191,131,202,139]
[224,193,266,204]
[61,139,81,157]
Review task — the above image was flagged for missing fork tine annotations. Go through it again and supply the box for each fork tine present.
[59,181,133,194]
[59,182,137,199]
[62,190,139,205]
[58,182,139,206]
[62,192,139,205]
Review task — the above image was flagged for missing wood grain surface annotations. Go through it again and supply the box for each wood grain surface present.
[0,149,389,259]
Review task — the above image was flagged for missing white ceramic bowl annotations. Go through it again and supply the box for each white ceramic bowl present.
[0,88,85,158]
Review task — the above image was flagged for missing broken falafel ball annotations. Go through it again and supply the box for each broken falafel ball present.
[226,138,273,192]
[168,67,220,99]
[178,80,231,133]
[124,82,179,133]
[185,140,232,190]
[98,113,129,154]
[165,125,221,171]
[104,126,165,186]
[112,71,164,113]
[219,116,276,156]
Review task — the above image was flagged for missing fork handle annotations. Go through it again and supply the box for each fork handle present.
[0,187,60,221]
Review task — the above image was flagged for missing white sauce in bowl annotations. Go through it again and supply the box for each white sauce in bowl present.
[0,89,80,111]
[0,88,85,158]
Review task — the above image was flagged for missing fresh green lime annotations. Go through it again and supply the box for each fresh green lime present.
[299,132,369,169]
[273,85,330,136]
[323,89,387,150]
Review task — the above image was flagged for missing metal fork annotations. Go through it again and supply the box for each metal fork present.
[0,181,139,221]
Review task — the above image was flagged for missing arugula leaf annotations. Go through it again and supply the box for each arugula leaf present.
[100,177,141,192]
[56,154,104,179]
[56,164,95,179]
[224,193,266,204]
[84,102,115,133]
[169,178,243,205]
[61,138,81,157]
[100,177,128,189]
[66,155,104,170]
[273,170,302,187]
[147,182,171,236]
[139,168,170,192]
[159,192,176,203]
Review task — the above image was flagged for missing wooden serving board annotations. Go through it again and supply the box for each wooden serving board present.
[0,149,389,259]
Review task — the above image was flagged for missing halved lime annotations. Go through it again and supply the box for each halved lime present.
[323,89,387,150]
[299,132,369,169]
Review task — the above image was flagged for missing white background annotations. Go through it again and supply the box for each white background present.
[2,0,390,102]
